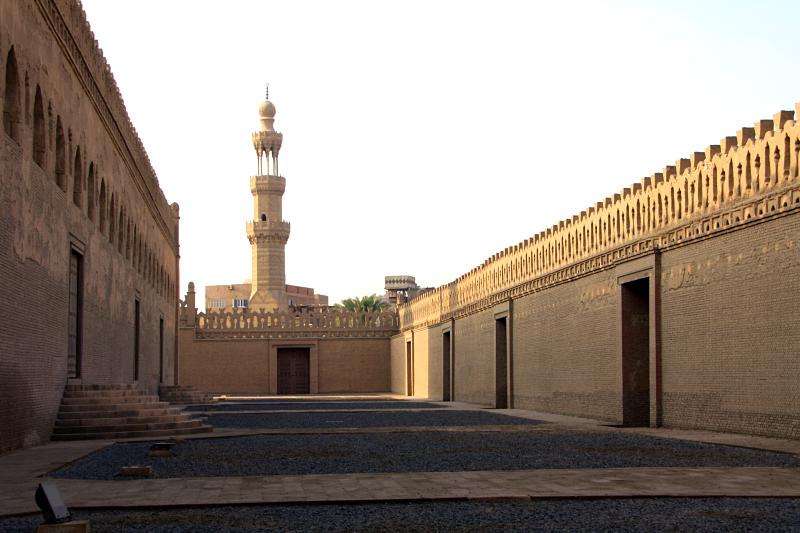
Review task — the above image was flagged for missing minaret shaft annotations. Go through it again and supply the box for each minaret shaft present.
[247,93,289,311]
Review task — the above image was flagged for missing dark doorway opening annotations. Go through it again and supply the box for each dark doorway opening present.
[495,317,508,409]
[405,341,414,396]
[277,348,310,394]
[621,277,650,426]
[158,317,164,384]
[67,250,83,378]
[134,299,140,381]
[442,331,451,401]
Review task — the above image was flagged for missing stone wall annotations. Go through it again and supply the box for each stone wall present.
[0,1,179,453]
[390,335,406,394]
[178,302,396,394]
[394,102,800,439]
[658,214,800,437]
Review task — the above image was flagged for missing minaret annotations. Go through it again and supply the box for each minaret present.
[247,86,290,311]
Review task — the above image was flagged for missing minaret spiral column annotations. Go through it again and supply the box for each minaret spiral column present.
[247,87,290,311]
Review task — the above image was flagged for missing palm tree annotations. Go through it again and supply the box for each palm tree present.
[333,294,390,312]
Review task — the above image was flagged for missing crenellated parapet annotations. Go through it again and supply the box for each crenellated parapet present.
[189,308,399,340]
[37,0,177,247]
[400,103,800,330]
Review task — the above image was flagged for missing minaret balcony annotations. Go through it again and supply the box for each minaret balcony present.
[246,220,291,243]
[250,175,286,193]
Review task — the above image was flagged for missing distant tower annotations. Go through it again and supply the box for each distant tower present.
[246,86,290,310]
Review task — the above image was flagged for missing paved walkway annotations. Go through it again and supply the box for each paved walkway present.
[1,396,799,517]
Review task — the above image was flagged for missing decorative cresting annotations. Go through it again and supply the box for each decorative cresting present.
[185,308,399,340]
[400,104,800,331]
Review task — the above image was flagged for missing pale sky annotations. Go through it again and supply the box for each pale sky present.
[80,0,800,306]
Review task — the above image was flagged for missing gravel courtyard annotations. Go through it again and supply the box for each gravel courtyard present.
[52,429,800,480]
[2,395,800,532]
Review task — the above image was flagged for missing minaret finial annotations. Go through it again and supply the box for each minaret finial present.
[265,83,269,100]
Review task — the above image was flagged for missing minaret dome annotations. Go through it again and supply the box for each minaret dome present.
[258,99,276,132]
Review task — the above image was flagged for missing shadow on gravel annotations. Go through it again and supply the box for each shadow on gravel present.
[203,409,541,429]
[2,498,800,532]
[184,401,443,412]
[51,429,800,480]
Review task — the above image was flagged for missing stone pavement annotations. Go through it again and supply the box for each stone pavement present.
[1,395,799,517]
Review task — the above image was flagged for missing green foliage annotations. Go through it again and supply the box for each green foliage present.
[333,294,390,312]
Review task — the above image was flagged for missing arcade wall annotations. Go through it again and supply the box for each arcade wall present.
[393,103,800,439]
[0,0,179,453]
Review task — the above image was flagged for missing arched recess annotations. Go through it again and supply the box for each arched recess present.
[87,162,96,222]
[132,226,138,266]
[117,209,125,253]
[73,147,83,208]
[3,47,21,142]
[126,220,132,259]
[727,161,734,198]
[745,153,752,192]
[109,194,116,245]
[99,179,107,233]
[784,135,791,181]
[55,117,66,190]
[33,85,45,167]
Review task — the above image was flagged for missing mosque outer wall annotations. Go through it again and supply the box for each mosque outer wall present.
[178,328,391,394]
[0,0,179,453]
[393,104,800,439]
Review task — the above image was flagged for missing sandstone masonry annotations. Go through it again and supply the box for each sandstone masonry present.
[394,103,800,440]
[0,0,179,453]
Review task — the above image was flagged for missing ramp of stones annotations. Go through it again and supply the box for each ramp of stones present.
[53,384,212,441]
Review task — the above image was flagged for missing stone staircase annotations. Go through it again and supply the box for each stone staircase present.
[52,384,212,441]
[159,384,216,405]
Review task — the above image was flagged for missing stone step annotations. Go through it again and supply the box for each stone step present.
[159,385,216,405]
[160,396,215,405]
[64,383,140,392]
[60,395,162,406]
[58,401,171,413]
[52,418,205,435]
[51,424,213,441]
[55,414,192,427]
[57,407,179,420]
[63,389,151,398]
[54,382,214,442]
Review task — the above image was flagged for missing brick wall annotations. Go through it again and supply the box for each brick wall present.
[392,98,800,438]
[179,329,391,394]
[177,329,269,393]
[424,325,444,401]
[512,270,620,420]
[452,309,495,406]
[317,339,390,393]
[411,327,430,398]
[0,1,179,454]
[390,335,406,394]
[390,208,800,436]
[659,213,800,438]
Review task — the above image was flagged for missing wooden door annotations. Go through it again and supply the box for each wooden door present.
[277,348,310,394]
[67,250,82,378]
